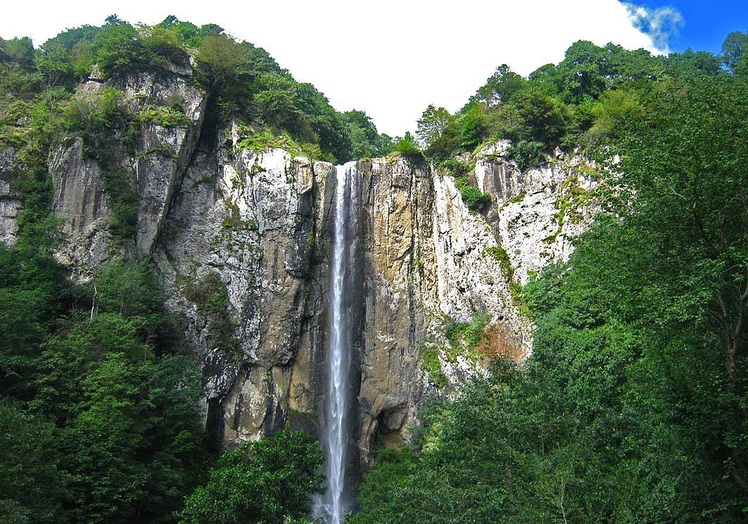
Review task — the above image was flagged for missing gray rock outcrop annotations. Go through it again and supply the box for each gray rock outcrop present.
[0,148,22,247]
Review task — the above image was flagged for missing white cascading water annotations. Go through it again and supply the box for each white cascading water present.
[315,162,359,524]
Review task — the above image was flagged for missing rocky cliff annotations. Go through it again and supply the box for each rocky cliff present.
[0,70,597,467]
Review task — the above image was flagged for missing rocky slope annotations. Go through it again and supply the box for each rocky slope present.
[0,70,598,468]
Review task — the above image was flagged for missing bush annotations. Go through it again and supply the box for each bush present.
[393,131,423,160]
[507,140,545,171]
[180,430,323,524]
[454,176,491,212]
[420,344,448,388]
[138,104,190,128]
[444,312,488,362]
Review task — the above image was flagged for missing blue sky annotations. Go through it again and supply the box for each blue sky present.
[1,1,746,135]
[633,0,748,53]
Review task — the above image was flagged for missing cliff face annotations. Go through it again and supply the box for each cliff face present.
[0,148,22,246]
[0,71,597,465]
[50,72,207,278]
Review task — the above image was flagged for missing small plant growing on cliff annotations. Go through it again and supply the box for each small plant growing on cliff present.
[485,246,514,281]
[444,312,488,363]
[221,199,257,231]
[438,158,473,177]
[543,174,594,244]
[65,88,137,157]
[393,131,424,162]
[501,193,526,209]
[420,344,449,388]
[455,176,491,212]
[138,103,189,128]
[507,140,546,171]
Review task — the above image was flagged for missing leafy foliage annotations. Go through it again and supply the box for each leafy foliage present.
[454,176,491,212]
[0,401,63,523]
[180,430,324,524]
[392,131,423,161]
[0,248,206,523]
[416,104,452,148]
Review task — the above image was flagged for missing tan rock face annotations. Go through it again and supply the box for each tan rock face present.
[50,137,111,279]
[357,157,434,462]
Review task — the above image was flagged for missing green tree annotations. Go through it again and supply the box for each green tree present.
[0,401,64,523]
[157,15,201,47]
[0,287,48,397]
[60,351,203,523]
[723,31,748,74]
[196,34,252,94]
[341,109,377,158]
[93,20,147,77]
[585,88,643,143]
[0,37,35,67]
[456,102,489,149]
[471,64,525,106]
[416,104,452,149]
[180,430,323,524]
[393,131,422,160]
[510,87,570,146]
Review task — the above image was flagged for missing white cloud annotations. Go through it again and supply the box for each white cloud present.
[623,2,684,52]
[1,0,671,137]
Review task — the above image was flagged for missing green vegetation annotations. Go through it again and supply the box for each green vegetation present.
[139,104,190,128]
[0,226,315,523]
[352,32,748,524]
[415,39,741,171]
[181,272,238,355]
[180,429,323,524]
[485,246,513,280]
[0,245,207,522]
[443,313,488,363]
[392,131,423,161]
[419,344,449,388]
[454,176,491,212]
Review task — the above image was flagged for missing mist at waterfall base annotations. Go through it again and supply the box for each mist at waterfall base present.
[313,163,361,524]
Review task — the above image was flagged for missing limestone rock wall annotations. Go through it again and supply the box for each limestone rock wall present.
[357,157,434,461]
[49,137,111,276]
[154,134,333,446]
[475,141,599,284]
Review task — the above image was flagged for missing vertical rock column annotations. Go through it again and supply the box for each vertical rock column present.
[356,157,435,463]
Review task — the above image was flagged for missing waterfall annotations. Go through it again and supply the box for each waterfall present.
[314,162,360,524]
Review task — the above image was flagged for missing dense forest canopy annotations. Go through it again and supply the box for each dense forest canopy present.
[1,13,748,523]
